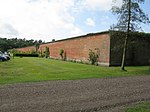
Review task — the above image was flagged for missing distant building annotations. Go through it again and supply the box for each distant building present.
[16,31,150,66]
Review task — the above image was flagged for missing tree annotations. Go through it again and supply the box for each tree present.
[111,0,150,70]
[0,37,43,52]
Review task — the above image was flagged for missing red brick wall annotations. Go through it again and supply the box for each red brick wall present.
[16,32,110,66]
[40,33,110,66]
[17,46,35,53]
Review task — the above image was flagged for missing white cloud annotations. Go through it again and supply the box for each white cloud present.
[85,18,95,27]
[83,0,112,11]
[0,0,127,42]
[0,23,19,36]
[0,0,83,41]
[80,0,122,11]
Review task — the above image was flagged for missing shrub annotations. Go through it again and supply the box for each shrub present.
[88,49,99,65]
[59,49,64,59]
[15,53,39,57]
[44,46,50,58]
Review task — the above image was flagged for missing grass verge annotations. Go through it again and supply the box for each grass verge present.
[0,57,150,84]
[125,102,150,112]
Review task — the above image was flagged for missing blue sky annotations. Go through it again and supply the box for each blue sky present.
[0,0,149,42]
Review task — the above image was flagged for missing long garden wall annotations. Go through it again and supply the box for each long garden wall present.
[17,32,111,66]
[16,31,150,66]
[39,32,110,66]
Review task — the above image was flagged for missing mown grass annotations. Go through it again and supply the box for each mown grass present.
[125,102,150,112]
[0,57,150,84]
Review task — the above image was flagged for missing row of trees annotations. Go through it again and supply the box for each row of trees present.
[0,38,44,52]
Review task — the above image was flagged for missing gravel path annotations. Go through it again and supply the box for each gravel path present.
[0,75,150,112]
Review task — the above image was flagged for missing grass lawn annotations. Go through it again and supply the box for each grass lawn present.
[125,102,150,112]
[0,57,150,84]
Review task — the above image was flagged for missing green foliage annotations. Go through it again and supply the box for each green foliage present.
[35,42,40,53]
[44,46,50,58]
[125,102,150,112]
[88,49,99,65]
[10,48,39,57]
[109,31,150,66]
[0,37,44,52]
[9,49,19,55]
[111,0,150,31]
[59,49,64,59]
[38,49,44,57]
[110,31,150,46]
[15,53,39,57]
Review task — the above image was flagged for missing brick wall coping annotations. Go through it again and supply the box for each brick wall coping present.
[47,31,109,44]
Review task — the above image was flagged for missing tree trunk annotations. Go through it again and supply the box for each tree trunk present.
[121,33,128,71]
[121,0,131,71]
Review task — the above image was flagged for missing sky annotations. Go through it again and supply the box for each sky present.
[0,0,149,42]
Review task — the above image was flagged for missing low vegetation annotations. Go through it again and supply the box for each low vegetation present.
[59,49,64,59]
[125,102,150,112]
[88,48,99,65]
[0,57,149,84]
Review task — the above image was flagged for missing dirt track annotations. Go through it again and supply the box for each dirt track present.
[0,75,150,112]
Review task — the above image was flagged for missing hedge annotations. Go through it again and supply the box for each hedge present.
[15,53,39,57]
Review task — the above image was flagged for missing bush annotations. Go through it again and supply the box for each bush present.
[44,46,50,58]
[88,49,99,65]
[15,53,39,57]
[59,49,64,59]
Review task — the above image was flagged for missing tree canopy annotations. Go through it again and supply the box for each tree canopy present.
[111,0,150,31]
[0,37,44,52]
